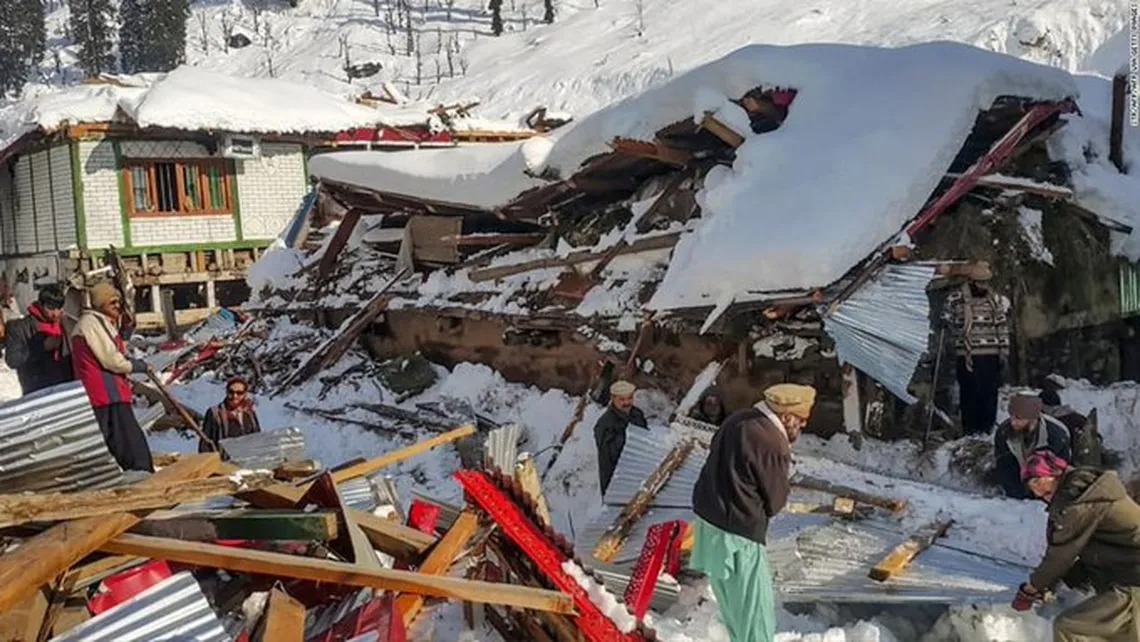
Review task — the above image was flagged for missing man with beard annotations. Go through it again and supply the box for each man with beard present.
[593,379,649,495]
[199,377,262,453]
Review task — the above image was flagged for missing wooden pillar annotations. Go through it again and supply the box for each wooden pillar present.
[161,289,180,341]
[1111,73,1127,173]
[206,278,217,309]
[150,284,161,314]
[841,363,863,434]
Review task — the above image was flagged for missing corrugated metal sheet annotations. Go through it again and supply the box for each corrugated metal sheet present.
[337,473,402,515]
[0,381,124,494]
[602,426,704,508]
[183,308,242,345]
[482,423,521,474]
[1121,262,1140,318]
[219,428,307,469]
[135,403,167,433]
[824,263,938,404]
[409,490,462,530]
[50,571,230,642]
[304,588,375,641]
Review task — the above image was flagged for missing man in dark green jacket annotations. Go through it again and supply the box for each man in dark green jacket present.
[1014,451,1140,641]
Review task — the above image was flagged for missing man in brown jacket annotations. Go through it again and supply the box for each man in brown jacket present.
[1014,450,1140,641]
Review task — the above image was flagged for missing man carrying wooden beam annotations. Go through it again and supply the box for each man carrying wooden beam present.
[689,383,817,642]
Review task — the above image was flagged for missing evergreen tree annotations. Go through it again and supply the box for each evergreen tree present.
[489,0,503,36]
[0,0,46,97]
[69,0,115,77]
[543,0,554,24]
[120,0,188,73]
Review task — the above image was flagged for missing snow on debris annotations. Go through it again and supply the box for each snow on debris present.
[124,66,413,134]
[561,560,639,633]
[1017,207,1055,265]
[630,42,1075,309]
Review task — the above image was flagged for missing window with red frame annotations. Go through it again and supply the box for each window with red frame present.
[122,159,233,216]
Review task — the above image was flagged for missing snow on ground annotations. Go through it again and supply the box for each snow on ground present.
[0,363,22,403]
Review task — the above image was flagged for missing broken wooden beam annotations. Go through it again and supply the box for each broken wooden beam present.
[607,137,693,167]
[0,453,222,613]
[593,440,695,562]
[62,555,144,590]
[134,509,340,542]
[514,454,552,527]
[698,112,745,148]
[330,424,477,484]
[100,533,575,614]
[0,472,274,529]
[395,511,482,628]
[944,172,1073,199]
[446,233,548,248]
[791,473,907,513]
[468,231,680,283]
[316,207,364,283]
[254,588,306,642]
[869,520,953,581]
[784,499,858,517]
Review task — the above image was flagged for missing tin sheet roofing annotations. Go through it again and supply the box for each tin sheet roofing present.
[219,428,307,470]
[0,381,124,494]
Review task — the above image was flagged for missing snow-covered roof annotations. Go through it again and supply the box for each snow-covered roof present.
[0,66,433,158]
[307,41,1078,308]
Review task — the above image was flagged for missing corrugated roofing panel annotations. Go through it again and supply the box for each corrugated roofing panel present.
[824,263,937,404]
[135,402,167,432]
[602,426,705,508]
[482,423,521,474]
[0,381,124,494]
[50,571,230,642]
[219,428,307,470]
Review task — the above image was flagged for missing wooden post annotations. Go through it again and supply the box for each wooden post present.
[254,588,306,642]
[205,278,217,309]
[791,473,907,513]
[841,364,863,435]
[161,288,179,341]
[1111,73,1127,172]
[395,511,482,628]
[514,453,551,527]
[330,424,476,484]
[869,520,953,581]
[101,533,575,614]
[0,454,222,613]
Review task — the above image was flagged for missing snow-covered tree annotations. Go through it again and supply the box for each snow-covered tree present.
[69,0,116,77]
[120,0,189,73]
[0,0,46,96]
[489,0,503,36]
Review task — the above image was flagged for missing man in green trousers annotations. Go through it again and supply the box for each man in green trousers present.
[689,383,817,642]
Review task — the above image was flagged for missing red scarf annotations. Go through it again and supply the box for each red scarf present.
[27,303,62,361]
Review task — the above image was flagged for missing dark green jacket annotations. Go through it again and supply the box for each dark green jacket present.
[1031,468,1140,593]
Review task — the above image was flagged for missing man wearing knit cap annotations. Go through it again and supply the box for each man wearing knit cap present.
[993,391,1071,499]
[592,379,648,495]
[1015,451,1140,640]
[71,281,155,472]
[690,382,817,642]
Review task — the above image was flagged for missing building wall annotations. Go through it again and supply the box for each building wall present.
[77,138,305,250]
[234,142,307,241]
[6,144,76,254]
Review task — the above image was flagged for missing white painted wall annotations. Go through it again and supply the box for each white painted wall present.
[77,139,125,248]
[235,142,307,241]
[7,145,77,254]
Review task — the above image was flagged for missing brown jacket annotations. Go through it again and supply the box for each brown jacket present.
[691,404,790,545]
[1031,469,1140,593]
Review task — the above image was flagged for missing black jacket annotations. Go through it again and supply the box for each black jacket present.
[593,405,648,495]
[692,406,791,544]
[4,315,73,395]
[689,385,727,425]
[199,403,262,454]
[994,415,1072,499]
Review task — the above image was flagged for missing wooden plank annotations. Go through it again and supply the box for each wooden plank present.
[254,588,306,642]
[869,520,953,582]
[514,454,551,527]
[409,216,463,264]
[134,510,339,542]
[791,473,908,513]
[220,463,436,562]
[395,511,482,628]
[0,473,273,528]
[0,454,222,613]
[316,207,363,282]
[0,585,50,642]
[62,555,144,589]
[698,113,745,148]
[330,424,477,484]
[100,533,575,614]
[469,231,680,283]
[607,138,692,167]
[593,440,695,562]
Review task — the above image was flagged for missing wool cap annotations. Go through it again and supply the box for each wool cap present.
[610,380,636,397]
[1021,450,1069,482]
[88,282,121,309]
[1009,392,1043,421]
[763,383,817,420]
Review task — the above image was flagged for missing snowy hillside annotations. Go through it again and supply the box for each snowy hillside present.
[30,0,1128,121]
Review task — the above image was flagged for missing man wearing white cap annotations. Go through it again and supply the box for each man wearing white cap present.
[593,379,648,495]
[690,382,817,642]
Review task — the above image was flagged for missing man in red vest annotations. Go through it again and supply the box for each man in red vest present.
[71,281,154,472]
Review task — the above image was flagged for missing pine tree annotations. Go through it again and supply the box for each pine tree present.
[118,0,145,73]
[69,0,115,77]
[120,0,188,73]
[0,0,47,97]
[489,0,503,36]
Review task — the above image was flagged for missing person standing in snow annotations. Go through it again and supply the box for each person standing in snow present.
[994,392,1071,499]
[1014,451,1140,641]
[943,262,1010,435]
[71,282,154,472]
[199,377,262,454]
[593,380,649,495]
[690,383,816,642]
[1039,387,1103,468]
[4,284,73,395]
[689,385,728,426]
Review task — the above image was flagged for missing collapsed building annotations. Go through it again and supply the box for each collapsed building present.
[252,42,1137,441]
